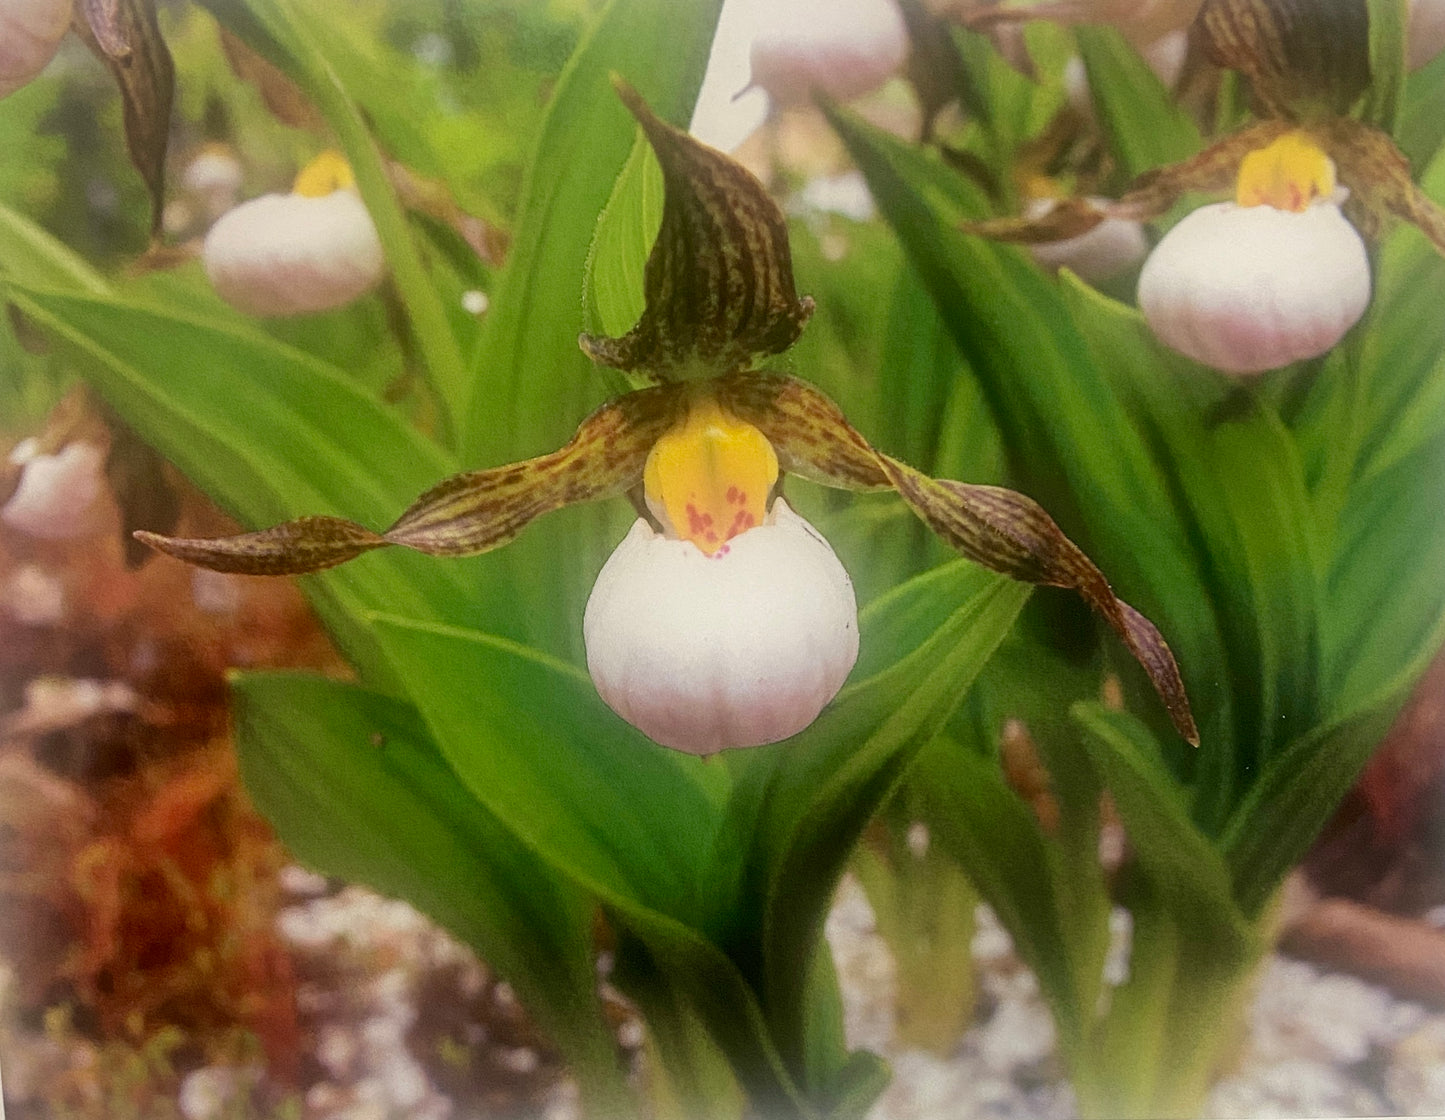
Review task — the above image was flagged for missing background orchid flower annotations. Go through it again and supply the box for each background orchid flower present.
[203,151,386,317]
[137,80,1198,752]
[956,0,1445,373]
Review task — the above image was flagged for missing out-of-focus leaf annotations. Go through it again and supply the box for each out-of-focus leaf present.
[74,0,174,237]
[231,672,633,1116]
[1075,26,1203,181]
[1398,50,1445,167]
[1364,0,1408,133]
[0,276,521,691]
[1073,704,1254,950]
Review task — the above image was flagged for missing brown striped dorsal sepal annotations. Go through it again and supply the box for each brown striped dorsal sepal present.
[579,79,815,381]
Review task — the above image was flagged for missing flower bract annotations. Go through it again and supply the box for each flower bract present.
[202,151,385,317]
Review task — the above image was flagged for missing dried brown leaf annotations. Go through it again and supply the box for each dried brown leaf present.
[74,0,175,238]
[579,79,815,379]
[721,371,1200,744]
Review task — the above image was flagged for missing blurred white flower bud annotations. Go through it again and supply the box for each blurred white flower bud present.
[182,143,245,222]
[584,499,859,755]
[1026,196,1148,284]
[0,0,72,98]
[202,151,385,317]
[2,438,112,539]
[748,0,908,107]
[1409,0,1445,69]
[1137,199,1370,374]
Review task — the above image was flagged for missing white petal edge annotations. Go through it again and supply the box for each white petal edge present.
[202,191,385,318]
[2,441,111,540]
[1137,200,1372,375]
[584,499,859,755]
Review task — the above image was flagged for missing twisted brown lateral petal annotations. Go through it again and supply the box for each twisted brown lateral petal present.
[579,79,815,378]
[960,122,1290,244]
[135,386,685,574]
[718,371,1200,745]
[382,384,682,553]
[1322,117,1445,257]
[135,517,386,575]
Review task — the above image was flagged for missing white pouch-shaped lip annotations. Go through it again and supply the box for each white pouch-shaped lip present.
[584,499,859,755]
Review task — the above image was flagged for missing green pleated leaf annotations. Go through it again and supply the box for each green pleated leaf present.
[230,672,632,1115]
[1075,26,1203,181]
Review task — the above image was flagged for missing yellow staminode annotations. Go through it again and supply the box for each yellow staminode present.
[292,150,356,198]
[644,397,779,555]
[1235,132,1336,212]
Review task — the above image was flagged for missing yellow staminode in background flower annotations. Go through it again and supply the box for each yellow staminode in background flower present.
[585,396,858,755]
[0,0,72,97]
[202,150,386,318]
[1137,132,1371,375]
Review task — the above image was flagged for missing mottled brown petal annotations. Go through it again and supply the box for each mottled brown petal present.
[74,0,175,238]
[1322,117,1445,256]
[959,123,1290,245]
[579,79,815,379]
[135,518,386,576]
[218,30,325,132]
[1196,0,1369,118]
[383,384,684,554]
[724,371,1200,744]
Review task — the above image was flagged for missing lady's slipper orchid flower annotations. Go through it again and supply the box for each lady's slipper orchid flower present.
[748,0,909,107]
[1025,194,1148,284]
[0,0,72,97]
[203,151,385,318]
[960,0,1445,376]
[1138,132,1371,373]
[3,438,112,540]
[138,81,1198,754]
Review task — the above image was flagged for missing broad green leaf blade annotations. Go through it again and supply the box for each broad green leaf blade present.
[1073,703,1253,950]
[366,616,809,1113]
[737,565,1030,1085]
[0,201,110,295]
[1058,277,1323,819]
[231,672,632,1114]
[1365,0,1408,134]
[1076,26,1203,180]
[1,280,522,689]
[367,616,726,915]
[1222,602,1445,914]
